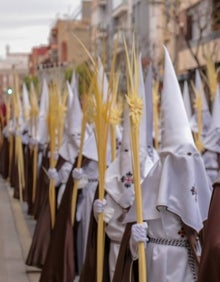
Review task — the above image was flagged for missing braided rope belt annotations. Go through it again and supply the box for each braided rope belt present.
[88,178,98,182]
[148,236,198,282]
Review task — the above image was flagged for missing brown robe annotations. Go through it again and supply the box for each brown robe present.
[79,188,110,282]
[26,154,65,268]
[40,157,91,282]
[33,147,49,220]
[113,221,199,282]
[198,179,220,282]
[112,223,138,282]
[39,160,76,282]
[0,137,9,179]
[24,146,34,215]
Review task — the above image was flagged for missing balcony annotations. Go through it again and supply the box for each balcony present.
[113,30,128,53]
[98,0,107,6]
[112,0,128,18]
[96,22,108,38]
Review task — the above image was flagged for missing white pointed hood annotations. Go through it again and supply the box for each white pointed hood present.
[59,80,83,163]
[22,83,30,118]
[37,77,49,144]
[82,130,98,162]
[21,82,30,131]
[105,105,134,202]
[144,64,159,163]
[96,57,112,164]
[160,47,195,153]
[138,54,154,178]
[67,79,83,137]
[70,70,77,93]
[17,91,25,132]
[183,80,192,121]
[97,56,108,102]
[190,70,211,135]
[63,81,74,137]
[203,85,220,153]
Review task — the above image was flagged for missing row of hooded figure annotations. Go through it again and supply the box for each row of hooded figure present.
[0,46,220,282]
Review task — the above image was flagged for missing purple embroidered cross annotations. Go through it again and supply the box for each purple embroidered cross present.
[178,227,186,238]
[190,186,198,202]
[121,171,134,188]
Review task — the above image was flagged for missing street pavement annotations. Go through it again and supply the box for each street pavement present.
[0,176,40,282]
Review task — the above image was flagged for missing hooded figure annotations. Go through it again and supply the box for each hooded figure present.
[32,77,50,219]
[190,69,211,138]
[37,77,49,147]
[114,47,211,282]
[39,76,96,282]
[202,85,220,183]
[89,54,155,282]
[26,78,52,268]
[198,164,220,282]
[183,80,193,122]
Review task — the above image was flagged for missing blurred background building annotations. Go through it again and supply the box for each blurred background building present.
[0,0,219,99]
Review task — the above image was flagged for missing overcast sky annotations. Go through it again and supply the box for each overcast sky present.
[0,0,81,58]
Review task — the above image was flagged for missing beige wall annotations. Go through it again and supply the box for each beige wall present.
[178,38,220,73]
[180,0,200,10]
[55,20,91,65]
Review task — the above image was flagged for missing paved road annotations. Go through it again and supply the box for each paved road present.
[0,176,40,282]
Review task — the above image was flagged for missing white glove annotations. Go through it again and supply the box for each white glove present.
[47,150,59,160]
[54,150,59,160]
[2,127,9,138]
[57,183,66,208]
[59,162,72,184]
[93,198,107,215]
[118,188,135,208]
[22,134,29,145]
[47,168,60,186]
[130,222,148,260]
[76,194,84,222]
[29,137,38,146]
[72,168,84,180]
[93,198,114,224]
[77,177,88,189]
[15,129,22,136]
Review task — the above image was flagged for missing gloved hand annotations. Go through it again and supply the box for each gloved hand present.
[93,198,114,224]
[118,188,135,208]
[57,183,66,208]
[15,129,22,136]
[93,198,107,215]
[47,150,59,160]
[130,222,148,260]
[76,194,84,222]
[2,127,9,138]
[72,168,84,180]
[21,134,29,145]
[59,162,72,184]
[77,178,88,189]
[29,137,38,146]
[47,168,60,186]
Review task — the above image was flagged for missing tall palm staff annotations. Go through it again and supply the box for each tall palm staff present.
[124,39,147,282]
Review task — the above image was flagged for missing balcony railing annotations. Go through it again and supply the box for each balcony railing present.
[112,0,128,18]
[98,0,107,6]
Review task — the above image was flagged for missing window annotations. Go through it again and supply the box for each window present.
[61,41,67,62]
[212,0,220,31]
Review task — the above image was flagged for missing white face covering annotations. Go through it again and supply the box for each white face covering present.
[125,144,212,233]
[68,132,81,148]
[156,144,211,232]
[203,128,220,153]
[58,132,81,164]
